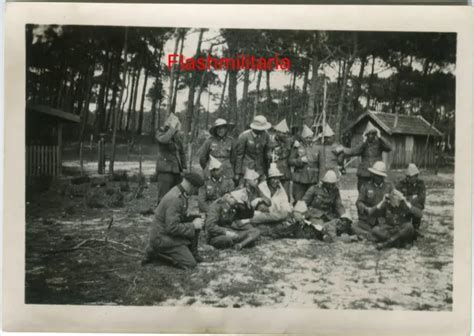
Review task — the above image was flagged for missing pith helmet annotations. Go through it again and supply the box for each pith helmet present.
[208,155,222,170]
[406,163,420,176]
[273,119,290,134]
[250,115,272,131]
[321,122,335,137]
[300,125,314,139]
[321,170,338,184]
[341,211,352,222]
[209,118,229,136]
[164,113,181,130]
[230,189,249,204]
[244,168,260,181]
[368,161,388,177]
[268,163,284,178]
[293,200,308,213]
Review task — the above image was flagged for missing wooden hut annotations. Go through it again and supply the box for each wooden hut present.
[343,111,443,169]
[26,104,80,180]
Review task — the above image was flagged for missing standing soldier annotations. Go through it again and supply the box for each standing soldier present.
[198,156,235,213]
[289,125,321,201]
[155,113,187,204]
[143,171,205,270]
[315,123,344,179]
[267,118,293,199]
[199,118,236,184]
[303,170,353,240]
[396,163,426,231]
[336,122,392,191]
[354,161,393,241]
[235,115,272,185]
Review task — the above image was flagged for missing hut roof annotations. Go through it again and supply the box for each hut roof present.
[344,111,443,137]
[27,103,80,123]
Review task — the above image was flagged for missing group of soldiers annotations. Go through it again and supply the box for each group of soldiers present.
[143,113,426,270]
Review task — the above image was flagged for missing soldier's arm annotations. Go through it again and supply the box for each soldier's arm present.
[302,186,315,206]
[417,181,426,209]
[229,139,237,174]
[343,141,365,157]
[198,186,209,213]
[198,139,211,170]
[155,126,177,144]
[403,200,423,218]
[177,133,187,171]
[356,185,369,214]
[235,133,247,175]
[288,145,305,168]
[379,136,393,152]
[205,203,227,237]
[164,200,195,239]
[223,179,235,194]
[334,190,346,217]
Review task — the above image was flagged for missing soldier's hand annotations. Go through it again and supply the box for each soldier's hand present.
[225,231,238,239]
[301,156,308,163]
[192,218,204,230]
[233,174,242,186]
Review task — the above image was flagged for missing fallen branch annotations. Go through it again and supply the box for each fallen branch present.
[48,238,144,255]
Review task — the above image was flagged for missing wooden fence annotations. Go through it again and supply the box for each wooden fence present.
[26,145,61,178]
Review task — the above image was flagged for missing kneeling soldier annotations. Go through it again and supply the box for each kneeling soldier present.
[143,170,205,270]
[396,163,425,231]
[205,189,261,250]
[198,155,234,213]
[373,189,420,250]
[303,170,351,240]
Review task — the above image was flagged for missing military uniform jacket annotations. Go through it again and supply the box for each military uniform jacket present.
[205,199,239,239]
[198,177,235,212]
[378,202,423,229]
[235,129,270,176]
[396,178,426,210]
[199,135,236,179]
[155,126,187,174]
[289,140,321,184]
[343,137,392,177]
[303,182,345,220]
[266,136,293,180]
[150,185,195,249]
[316,143,344,179]
[356,180,394,226]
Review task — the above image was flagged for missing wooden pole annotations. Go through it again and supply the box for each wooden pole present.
[57,124,63,176]
[79,142,84,176]
[138,143,142,176]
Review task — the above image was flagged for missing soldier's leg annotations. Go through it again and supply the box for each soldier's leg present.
[143,244,197,269]
[236,227,261,249]
[352,220,376,241]
[377,222,415,250]
[208,234,235,249]
[250,210,289,225]
[281,179,291,200]
[371,225,391,242]
[156,173,176,203]
[293,182,309,201]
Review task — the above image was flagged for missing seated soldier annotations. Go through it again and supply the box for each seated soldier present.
[396,163,425,231]
[242,167,265,206]
[143,170,205,270]
[205,189,261,250]
[354,161,393,241]
[303,170,353,241]
[235,164,291,228]
[198,155,234,212]
[372,189,421,250]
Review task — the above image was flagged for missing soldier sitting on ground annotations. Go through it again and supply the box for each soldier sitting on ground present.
[354,161,394,241]
[205,189,261,250]
[241,163,292,227]
[302,170,355,242]
[198,156,234,213]
[396,163,426,232]
[142,170,205,270]
[372,189,421,250]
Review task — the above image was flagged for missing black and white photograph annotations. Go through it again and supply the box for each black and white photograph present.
[22,22,458,311]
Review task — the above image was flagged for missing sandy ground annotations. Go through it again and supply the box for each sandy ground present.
[25,169,453,310]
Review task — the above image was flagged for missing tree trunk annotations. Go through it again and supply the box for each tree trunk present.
[119,67,132,130]
[109,28,129,176]
[136,68,149,135]
[228,69,238,123]
[130,66,142,132]
[242,67,250,129]
[79,65,94,143]
[171,31,186,114]
[253,69,263,120]
[265,70,272,115]
[125,67,137,131]
[306,54,319,127]
[150,96,158,138]
[186,28,205,137]
[366,55,376,110]
[352,55,367,114]
[335,33,358,140]
[218,70,229,117]
[166,30,180,117]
